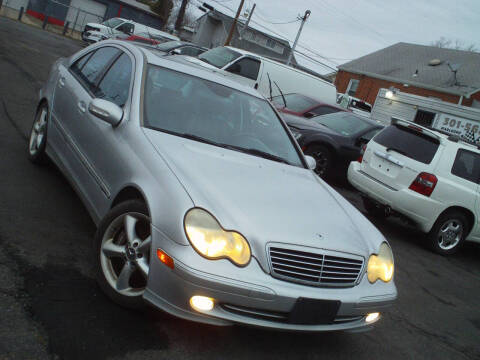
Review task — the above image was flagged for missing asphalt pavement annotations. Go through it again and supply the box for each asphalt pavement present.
[0,16,479,360]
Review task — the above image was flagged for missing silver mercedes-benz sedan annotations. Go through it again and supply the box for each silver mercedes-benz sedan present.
[30,40,396,331]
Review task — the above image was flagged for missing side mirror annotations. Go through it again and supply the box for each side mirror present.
[305,155,316,170]
[89,98,123,127]
[355,136,369,147]
[171,48,182,55]
[304,112,315,119]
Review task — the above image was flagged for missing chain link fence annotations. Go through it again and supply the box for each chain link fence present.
[0,0,104,40]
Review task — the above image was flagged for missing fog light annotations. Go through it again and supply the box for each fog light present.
[190,296,214,312]
[366,312,380,323]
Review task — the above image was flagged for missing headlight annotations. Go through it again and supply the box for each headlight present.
[184,208,251,266]
[367,242,394,283]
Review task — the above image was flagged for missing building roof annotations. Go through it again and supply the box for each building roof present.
[338,42,480,97]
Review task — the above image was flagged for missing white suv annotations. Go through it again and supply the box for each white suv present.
[348,118,480,255]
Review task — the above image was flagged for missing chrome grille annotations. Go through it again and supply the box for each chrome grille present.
[268,246,364,287]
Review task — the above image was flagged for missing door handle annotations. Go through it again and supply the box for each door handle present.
[58,76,66,88]
[77,101,86,113]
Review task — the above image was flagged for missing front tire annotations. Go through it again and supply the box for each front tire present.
[428,211,468,255]
[28,104,49,164]
[95,200,152,309]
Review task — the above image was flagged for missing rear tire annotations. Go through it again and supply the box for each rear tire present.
[28,104,49,164]
[428,210,467,255]
[305,144,332,179]
[95,200,151,309]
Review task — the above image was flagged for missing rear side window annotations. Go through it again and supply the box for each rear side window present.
[71,47,120,91]
[373,125,439,164]
[94,53,132,107]
[226,58,260,80]
[451,149,480,183]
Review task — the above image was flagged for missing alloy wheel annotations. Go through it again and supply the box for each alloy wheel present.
[29,108,47,156]
[312,151,329,177]
[100,213,151,297]
[437,220,463,251]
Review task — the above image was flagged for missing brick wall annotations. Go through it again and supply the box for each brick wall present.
[334,70,472,106]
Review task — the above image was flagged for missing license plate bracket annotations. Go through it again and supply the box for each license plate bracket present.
[288,298,341,325]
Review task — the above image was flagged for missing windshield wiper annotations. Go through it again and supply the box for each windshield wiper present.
[386,147,407,156]
[179,133,291,165]
[229,146,291,165]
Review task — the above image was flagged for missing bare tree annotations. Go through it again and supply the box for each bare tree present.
[150,0,174,28]
[167,0,197,30]
[431,37,478,52]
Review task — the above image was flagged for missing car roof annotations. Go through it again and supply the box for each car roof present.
[125,42,263,99]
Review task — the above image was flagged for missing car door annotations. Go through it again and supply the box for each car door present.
[54,46,121,213]
[76,50,134,214]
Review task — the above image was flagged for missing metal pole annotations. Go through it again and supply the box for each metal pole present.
[62,20,69,35]
[286,10,311,66]
[0,0,4,12]
[239,3,255,40]
[18,6,24,20]
[71,8,80,34]
[224,0,244,46]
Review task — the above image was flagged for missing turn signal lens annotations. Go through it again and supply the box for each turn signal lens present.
[367,242,394,283]
[190,296,214,312]
[184,208,251,266]
[157,249,174,269]
[366,312,380,323]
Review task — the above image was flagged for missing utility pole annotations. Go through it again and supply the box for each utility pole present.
[286,9,311,66]
[175,0,189,31]
[224,0,245,46]
[239,3,256,40]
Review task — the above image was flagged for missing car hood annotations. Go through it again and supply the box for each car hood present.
[144,129,384,270]
[86,23,108,31]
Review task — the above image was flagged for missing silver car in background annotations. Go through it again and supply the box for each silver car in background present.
[29,40,397,331]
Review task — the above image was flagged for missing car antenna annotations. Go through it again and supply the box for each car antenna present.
[266,73,273,100]
[273,80,287,108]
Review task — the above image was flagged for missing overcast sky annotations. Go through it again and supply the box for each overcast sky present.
[188,0,480,74]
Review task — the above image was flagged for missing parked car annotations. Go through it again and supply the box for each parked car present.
[272,93,347,118]
[337,94,372,117]
[348,118,480,255]
[285,112,384,179]
[30,40,396,331]
[184,46,337,105]
[82,17,179,43]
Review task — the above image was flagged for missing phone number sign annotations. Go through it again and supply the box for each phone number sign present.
[433,113,480,139]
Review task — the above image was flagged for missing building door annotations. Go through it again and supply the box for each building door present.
[66,0,107,31]
[414,109,436,127]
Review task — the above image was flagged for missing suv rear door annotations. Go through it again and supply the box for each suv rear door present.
[361,123,442,190]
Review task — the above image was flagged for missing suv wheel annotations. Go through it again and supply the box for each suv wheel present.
[28,104,49,164]
[428,211,467,255]
[95,200,151,309]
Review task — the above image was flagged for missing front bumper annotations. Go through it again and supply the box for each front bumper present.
[144,226,397,331]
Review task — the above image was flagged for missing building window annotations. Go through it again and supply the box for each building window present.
[346,79,359,96]
[266,38,276,49]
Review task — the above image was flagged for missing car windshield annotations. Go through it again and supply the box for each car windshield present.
[102,18,123,28]
[313,112,372,136]
[272,94,317,112]
[155,41,184,51]
[143,65,303,167]
[198,47,242,68]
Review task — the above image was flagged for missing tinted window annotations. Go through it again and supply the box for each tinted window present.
[272,94,317,112]
[71,52,93,74]
[226,58,260,80]
[310,106,341,116]
[94,53,132,107]
[144,65,303,167]
[451,149,480,183]
[72,47,120,91]
[313,112,372,136]
[373,124,440,164]
[198,47,242,68]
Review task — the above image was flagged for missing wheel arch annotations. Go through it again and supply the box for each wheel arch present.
[436,206,475,234]
[110,185,150,216]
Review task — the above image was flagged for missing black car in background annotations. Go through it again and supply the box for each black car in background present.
[285,112,384,180]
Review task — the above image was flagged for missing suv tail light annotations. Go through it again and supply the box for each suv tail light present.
[409,172,437,197]
[357,144,367,163]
